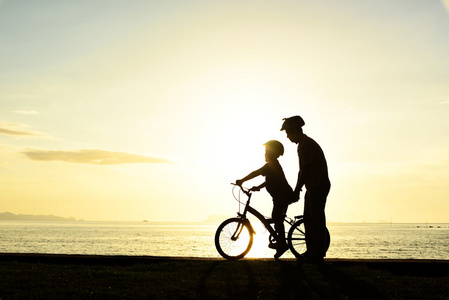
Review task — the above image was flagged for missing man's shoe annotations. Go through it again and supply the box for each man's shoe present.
[304,255,324,263]
[274,244,289,259]
[298,251,324,263]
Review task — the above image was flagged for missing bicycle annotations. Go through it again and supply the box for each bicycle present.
[215,184,330,260]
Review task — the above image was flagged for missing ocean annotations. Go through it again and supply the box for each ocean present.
[1,220,448,260]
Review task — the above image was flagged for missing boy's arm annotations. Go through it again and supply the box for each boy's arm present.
[236,168,263,186]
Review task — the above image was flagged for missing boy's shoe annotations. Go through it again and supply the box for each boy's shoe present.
[268,242,278,249]
[274,244,289,259]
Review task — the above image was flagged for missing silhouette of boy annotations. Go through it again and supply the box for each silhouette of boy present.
[236,140,293,259]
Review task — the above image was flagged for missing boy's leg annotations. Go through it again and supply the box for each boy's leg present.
[272,200,288,246]
[273,199,289,259]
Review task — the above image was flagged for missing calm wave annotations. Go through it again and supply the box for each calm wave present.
[1,220,448,260]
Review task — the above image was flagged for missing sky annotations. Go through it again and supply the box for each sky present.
[1,0,449,223]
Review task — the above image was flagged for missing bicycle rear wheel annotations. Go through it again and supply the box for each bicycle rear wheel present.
[287,219,331,258]
[215,218,253,260]
[287,219,307,258]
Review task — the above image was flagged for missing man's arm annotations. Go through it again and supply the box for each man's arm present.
[294,164,312,200]
[250,182,266,192]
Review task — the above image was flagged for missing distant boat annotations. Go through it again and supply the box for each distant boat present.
[143,220,148,222]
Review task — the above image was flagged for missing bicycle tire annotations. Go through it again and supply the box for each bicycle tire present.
[215,218,253,260]
[287,219,331,258]
[287,219,307,258]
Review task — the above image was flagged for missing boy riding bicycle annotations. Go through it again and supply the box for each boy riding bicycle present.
[235,140,294,258]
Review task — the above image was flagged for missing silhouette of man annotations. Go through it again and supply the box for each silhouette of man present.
[281,116,330,262]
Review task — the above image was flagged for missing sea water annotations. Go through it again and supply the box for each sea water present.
[0,220,448,260]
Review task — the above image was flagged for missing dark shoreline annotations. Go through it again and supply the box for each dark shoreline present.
[1,253,448,299]
[1,252,448,276]
[2,252,449,264]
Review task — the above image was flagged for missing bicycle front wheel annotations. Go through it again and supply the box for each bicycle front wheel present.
[215,218,253,260]
[287,219,307,258]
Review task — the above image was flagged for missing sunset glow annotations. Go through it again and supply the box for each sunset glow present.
[1,0,448,223]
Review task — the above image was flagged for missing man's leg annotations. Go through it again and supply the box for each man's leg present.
[311,191,327,258]
[305,187,329,260]
[303,191,315,256]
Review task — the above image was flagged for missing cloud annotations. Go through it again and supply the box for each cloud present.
[14,110,39,115]
[22,149,175,165]
[440,101,449,104]
[0,124,44,137]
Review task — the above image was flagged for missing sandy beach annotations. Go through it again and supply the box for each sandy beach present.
[1,253,448,299]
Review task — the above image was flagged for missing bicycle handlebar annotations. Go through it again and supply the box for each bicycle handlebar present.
[230,183,253,197]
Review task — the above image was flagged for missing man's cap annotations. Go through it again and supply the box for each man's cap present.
[280,116,305,131]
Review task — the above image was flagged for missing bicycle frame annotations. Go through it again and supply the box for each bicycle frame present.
[234,185,296,243]
[215,184,317,260]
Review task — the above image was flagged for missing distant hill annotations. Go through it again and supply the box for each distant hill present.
[0,212,81,221]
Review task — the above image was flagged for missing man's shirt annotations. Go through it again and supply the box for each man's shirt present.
[297,134,330,189]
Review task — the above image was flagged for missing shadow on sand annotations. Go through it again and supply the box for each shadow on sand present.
[196,259,386,299]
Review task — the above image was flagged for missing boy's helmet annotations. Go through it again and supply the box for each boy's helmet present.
[280,115,305,131]
[264,140,284,156]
